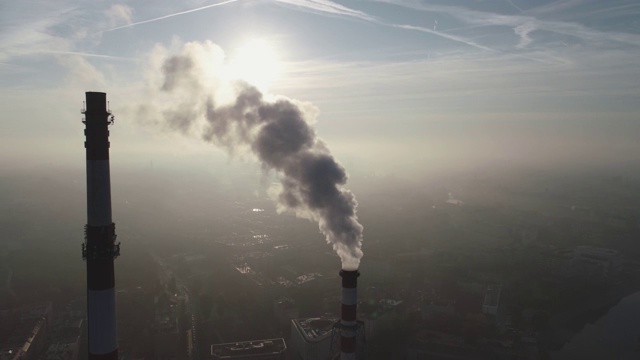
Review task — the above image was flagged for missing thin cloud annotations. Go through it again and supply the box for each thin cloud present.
[568,3,640,21]
[99,0,518,57]
[275,45,640,115]
[270,0,503,53]
[392,24,494,52]
[400,0,640,46]
[525,0,589,16]
[395,24,557,64]
[105,4,134,27]
[0,7,74,62]
[104,0,241,32]
[273,0,376,21]
[373,0,640,48]
[514,22,536,48]
[505,0,524,13]
[45,50,135,61]
[273,0,558,62]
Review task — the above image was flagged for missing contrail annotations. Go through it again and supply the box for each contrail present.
[273,0,376,21]
[274,0,499,53]
[44,50,135,60]
[102,0,500,55]
[506,0,524,13]
[392,24,495,52]
[104,0,241,32]
[134,41,364,270]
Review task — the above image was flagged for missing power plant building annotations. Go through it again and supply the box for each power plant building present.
[210,338,286,359]
[289,317,336,360]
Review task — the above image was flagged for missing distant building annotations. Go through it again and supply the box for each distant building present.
[421,301,455,320]
[571,246,622,278]
[45,317,83,360]
[359,299,404,340]
[405,330,537,360]
[482,284,501,316]
[0,303,52,360]
[210,338,286,360]
[0,317,47,360]
[187,329,195,359]
[289,318,335,360]
[152,324,182,360]
[273,298,298,327]
[405,331,479,360]
[445,192,464,206]
[43,342,78,360]
[538,248,573,277]
[150,288,188,359]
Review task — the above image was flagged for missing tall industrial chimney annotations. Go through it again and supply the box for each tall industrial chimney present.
[82,92,120,360]
[340,270,359,360]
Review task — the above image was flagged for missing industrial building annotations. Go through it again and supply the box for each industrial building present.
[289,317,335,360]
[273,298,299,327]
[0,303,52,360]
[210,338,286,359]
[43,342,79,360]
[571,246,622,278]
[289,270,366,360]
[481,284,502,316]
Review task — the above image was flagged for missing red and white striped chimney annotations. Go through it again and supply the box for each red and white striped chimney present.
[340,269,359,360]
[82,92,119,360]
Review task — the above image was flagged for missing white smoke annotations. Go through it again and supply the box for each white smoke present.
[135,40,363,270]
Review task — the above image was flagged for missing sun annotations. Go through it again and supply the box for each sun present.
[227,39,283,91]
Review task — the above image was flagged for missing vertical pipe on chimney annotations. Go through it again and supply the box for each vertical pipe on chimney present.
[340,270,359,360]
[83,92,119,360]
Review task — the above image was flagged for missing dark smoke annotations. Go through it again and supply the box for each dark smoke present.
[140,42,363,269]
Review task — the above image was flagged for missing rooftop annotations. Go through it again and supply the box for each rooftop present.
[574,246,620,257]
[292,317,336,342]
[210,338,286,359]
[44,343,77,360]
[359,299,403,320]
[483,285,502,308]
[274,298,296,309]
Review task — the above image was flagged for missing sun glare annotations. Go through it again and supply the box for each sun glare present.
[227,39,282,91]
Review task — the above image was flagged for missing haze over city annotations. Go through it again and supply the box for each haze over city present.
[2,0,640,359]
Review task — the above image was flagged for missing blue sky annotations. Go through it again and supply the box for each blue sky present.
[2,0,640,174]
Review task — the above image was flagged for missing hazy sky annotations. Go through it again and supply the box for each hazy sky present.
[2,0,640,174]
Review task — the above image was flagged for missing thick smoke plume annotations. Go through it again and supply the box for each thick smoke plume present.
[137,41,363,270]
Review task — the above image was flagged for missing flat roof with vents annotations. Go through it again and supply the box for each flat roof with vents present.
[292,317,336,342]
[210,338,286,359]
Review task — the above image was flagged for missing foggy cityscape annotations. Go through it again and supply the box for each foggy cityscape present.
[3,1,640,360]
